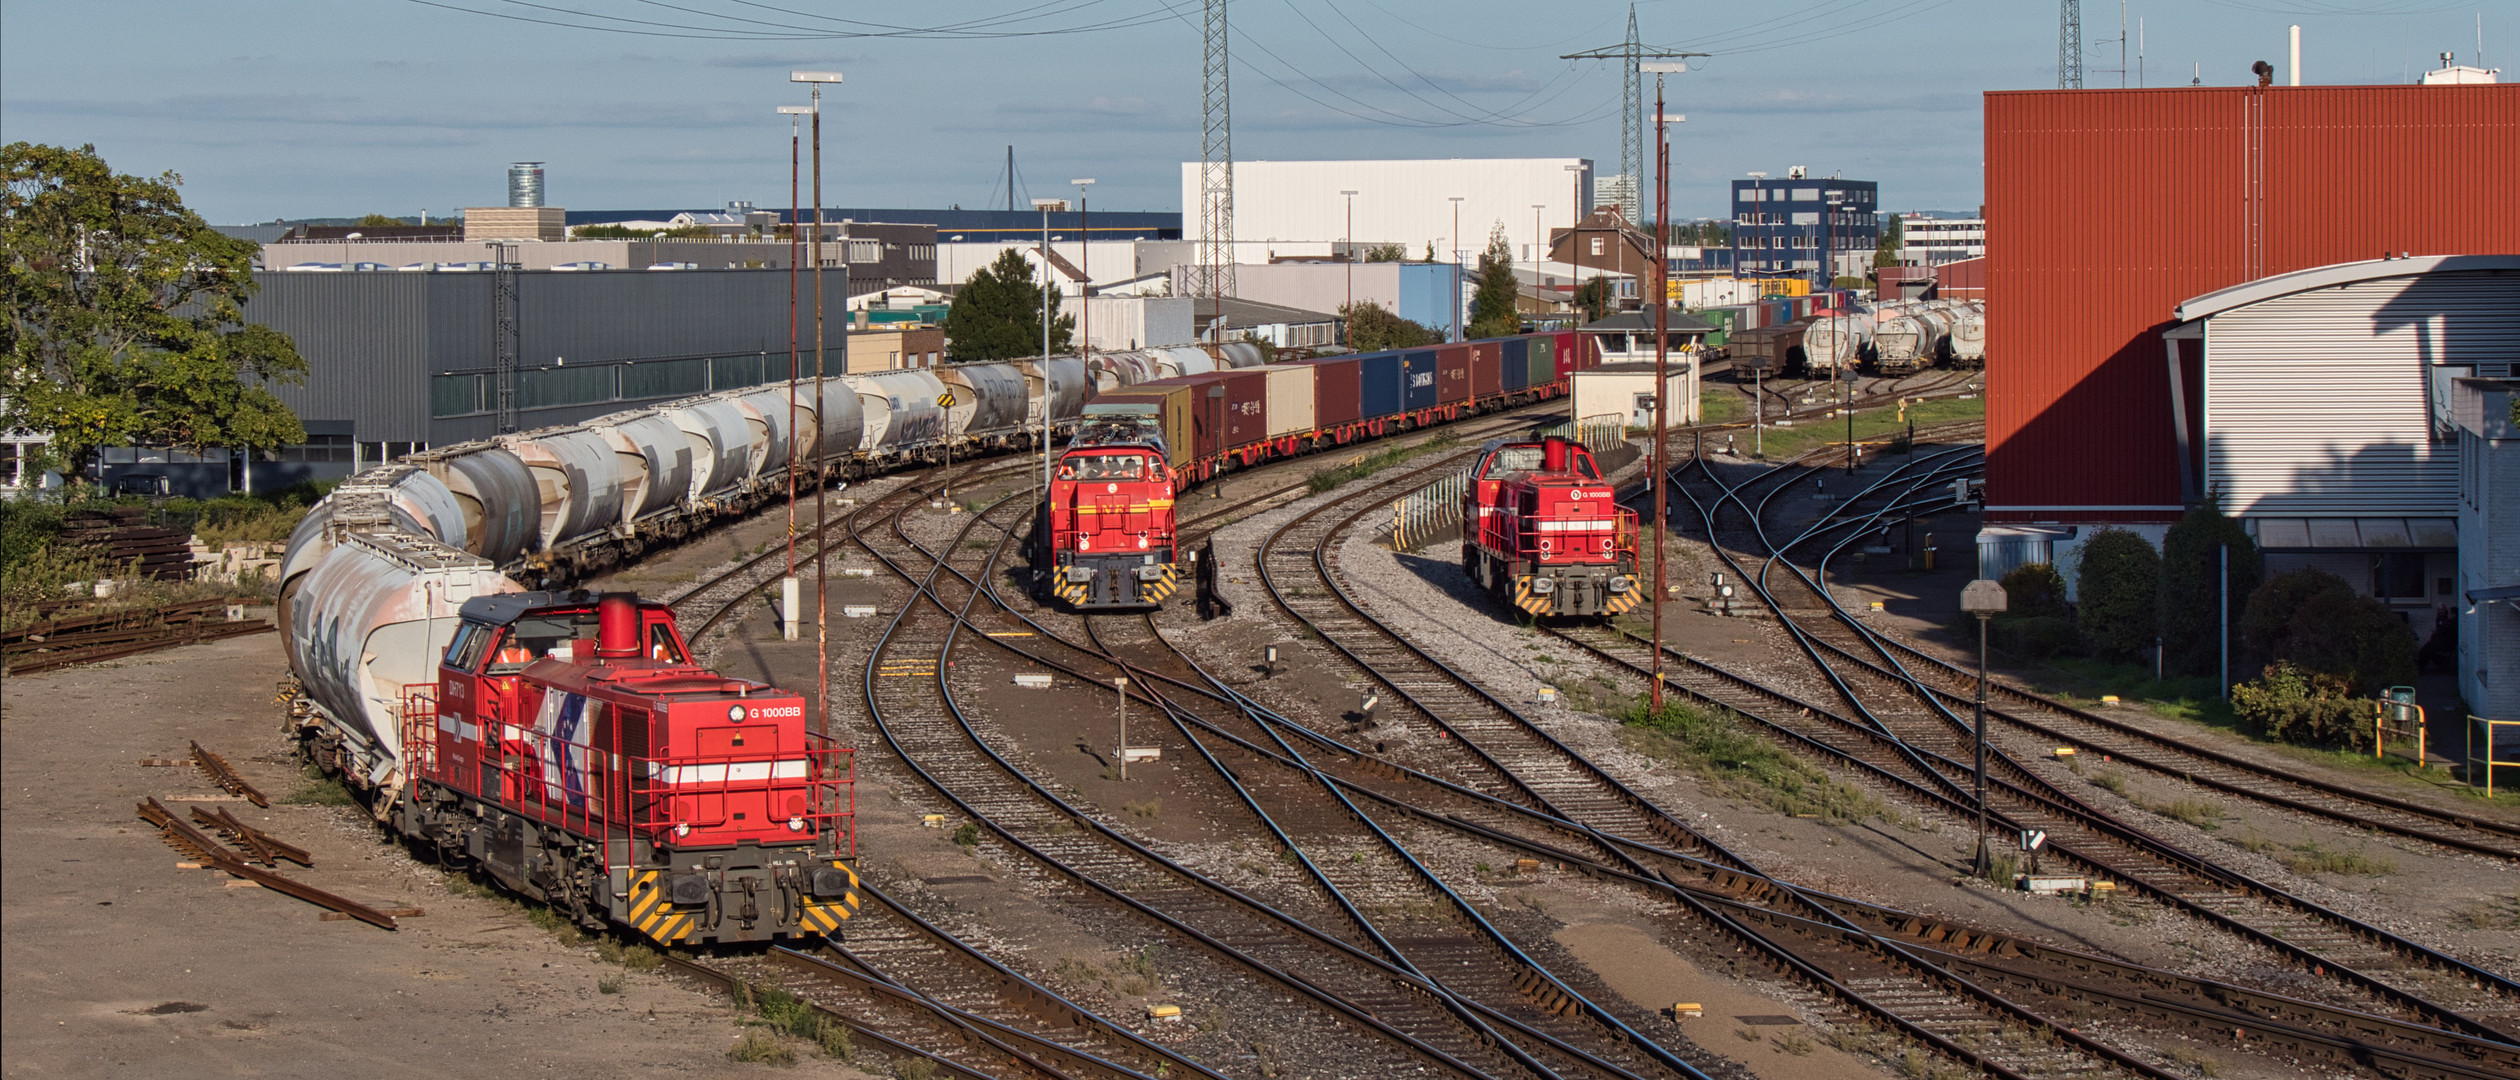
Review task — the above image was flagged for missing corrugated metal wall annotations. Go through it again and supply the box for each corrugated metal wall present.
[1983,84,2520,522]
[250,269,810,445]
[2204,272,2519,515]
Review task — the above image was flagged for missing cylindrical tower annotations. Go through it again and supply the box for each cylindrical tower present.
[507,162,545,208]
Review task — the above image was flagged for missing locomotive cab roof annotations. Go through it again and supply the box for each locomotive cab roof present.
[456,589,641,626]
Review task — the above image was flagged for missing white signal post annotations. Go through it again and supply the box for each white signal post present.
[1115,677,1131,781]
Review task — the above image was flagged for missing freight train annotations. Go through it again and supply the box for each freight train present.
[279,331,1605,930]
[1461,435,1639,618]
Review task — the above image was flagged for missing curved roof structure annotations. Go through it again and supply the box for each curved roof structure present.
[2173,253,2520,323]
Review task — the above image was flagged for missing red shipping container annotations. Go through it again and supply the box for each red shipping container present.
[1300,355,1364,427]
[1434,344,1473,405]
[1984,84,2520,523]
[1466,340,1502,399]
[1171,370,1269,459]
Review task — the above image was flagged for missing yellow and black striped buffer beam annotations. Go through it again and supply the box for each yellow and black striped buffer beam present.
[801,860,861,935]
[624,870,695,944]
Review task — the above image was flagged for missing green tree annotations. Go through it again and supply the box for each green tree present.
[942,248,1072,361]
[2075,527,2161,661]
[1873,215,1905,269]
[2240,568,2417,693]
[2000,562,2069,618]
[1422,241,1437,263]
[354,213,407,228]
[2,143,306,488]
[2158,499,2262,678]
[1467,223,1521,340]
[1337,300,1437,353]
[1572,275,1614,323]
[1363,243,1407,262]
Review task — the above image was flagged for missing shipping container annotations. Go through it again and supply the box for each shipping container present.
[1501,338,1531,392]
[1359,352,1404,421]
[1250,364,1317,437]
[1082,384,1193,470]
[1435,343,1473,405]
[1401,349,1440,412]
[1467,340,1504,399]
[1528,335,1557,388]
[1983,84,2520,522]
[1296,354,1365,427]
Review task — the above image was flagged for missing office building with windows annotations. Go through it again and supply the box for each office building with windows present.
[1729,172,1879,281]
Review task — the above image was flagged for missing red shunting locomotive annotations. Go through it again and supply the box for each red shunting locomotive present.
[401,591,858,945]
[1461,435,1641,619]
[1036,413,1181,608]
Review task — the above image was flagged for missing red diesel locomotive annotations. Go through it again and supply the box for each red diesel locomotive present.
[1461,435,1641,619]
[399,591,859,945]
[1035,413,1181,608]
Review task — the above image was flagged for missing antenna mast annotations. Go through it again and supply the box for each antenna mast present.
[1196,0,1236,320]
[2060,0,2084,88]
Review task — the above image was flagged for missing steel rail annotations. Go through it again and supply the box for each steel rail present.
[1667,451,2520,1041]
[895,479,2515,1080]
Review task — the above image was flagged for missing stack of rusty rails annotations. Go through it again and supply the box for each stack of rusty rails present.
[57,506,194,579]
[135,797,404,929]
[1,599,274,676]
[190,805,310,867]
[188,740,270,807]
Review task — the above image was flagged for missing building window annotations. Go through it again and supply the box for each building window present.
[1589,237,1604,256]
[277,434,353,463]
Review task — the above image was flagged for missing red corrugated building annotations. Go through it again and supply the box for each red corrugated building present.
[1982,83,2520,526]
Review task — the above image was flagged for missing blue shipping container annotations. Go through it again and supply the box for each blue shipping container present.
[1358,352,1404,421]
[1401,350,1439,412]
[1501,338,1531,392]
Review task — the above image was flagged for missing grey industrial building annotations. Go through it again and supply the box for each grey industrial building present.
[98,268,860,496]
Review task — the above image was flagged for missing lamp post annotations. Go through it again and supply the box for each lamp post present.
[777,104,810,641]
[1642,60,1686,712]
[1960,578,2009,876]
[1448,195,1466,341]
[1034,197,1069,493]
[1747,172,1768,457]
[1745,172,1767,278]
[1340,189,1357,341]
[790,70,841,831]
[1073,179,1095,369]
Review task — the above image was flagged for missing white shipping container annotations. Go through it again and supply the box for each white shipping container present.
[1252,365,1317,437]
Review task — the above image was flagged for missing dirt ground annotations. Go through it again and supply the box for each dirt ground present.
[0,625,888,1079]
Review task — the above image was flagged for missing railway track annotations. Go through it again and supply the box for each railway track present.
[849,425,2519,1079]
[1648,445,2520,1042]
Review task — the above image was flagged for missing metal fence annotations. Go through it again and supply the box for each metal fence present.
[1385,414,1628,551]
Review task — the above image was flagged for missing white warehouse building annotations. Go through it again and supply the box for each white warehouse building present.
[1182,158,1596,267]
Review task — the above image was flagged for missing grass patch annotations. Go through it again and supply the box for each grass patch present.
[1697,390,1747,426]
[1618,698,1882,824]
[1306,433,1459,494]
[2450,893,2520,930]
[285,766,357,807]
[2166,1044,2221,1077]
[1122,799,1161,819]
[596,937,665,970]
[952,822,981,848]
[895,1056,937,1080]
[1745,394,1983,462]
[2091,769,2128,796]
[1981,852,2020,887]
[597,975,624,995]
[2279,841,2396,876]
[2138,796,2225,831]
[727,1028,795,1065]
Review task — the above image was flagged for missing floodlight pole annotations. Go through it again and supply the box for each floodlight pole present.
[1641,61,1685,712]
[1340,189,1357,341]
[1035,198,1069,493]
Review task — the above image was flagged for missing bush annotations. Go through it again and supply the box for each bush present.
[2075,528,2159,661]
[2159,501,2261,677]
[1989,614,2078,659]
[2230,660,2372,750]
[2240,569,2416,693]
[1999,562,2069,618]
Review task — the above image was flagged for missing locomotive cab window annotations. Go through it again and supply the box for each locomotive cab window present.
[648,622,687,664]
[1071,454,1144,480]
[445,621,494,671]
[487,615,582,674]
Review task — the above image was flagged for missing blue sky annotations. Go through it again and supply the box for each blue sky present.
[1,1,2496,223]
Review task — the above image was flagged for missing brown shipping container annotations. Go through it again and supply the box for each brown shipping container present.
[1467,340,1502,399]
[1435,343,1473,404]
[1983,83,2519,523]
[1085,384,1194,469]
[1165,370,1268,461]
[1303,355,1364,427]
